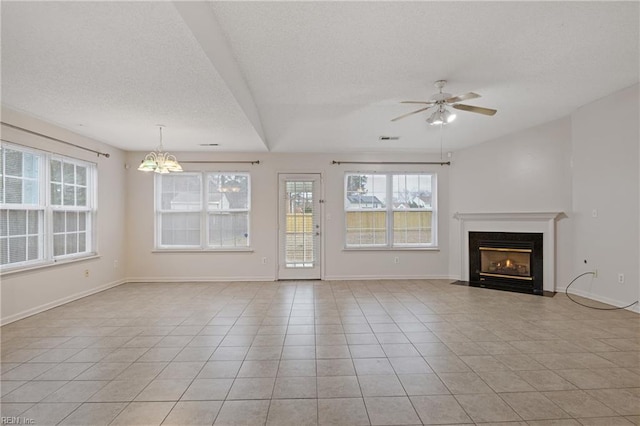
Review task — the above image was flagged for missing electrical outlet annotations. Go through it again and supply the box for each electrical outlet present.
[84,269,89,278]
[618,273,625,284]
[394,257,399,264]
[262,257,267,265]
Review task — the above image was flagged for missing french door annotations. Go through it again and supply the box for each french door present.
[278,174,322,280]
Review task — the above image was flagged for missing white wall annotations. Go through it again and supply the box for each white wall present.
[571,83,639,309]
[448,117,574,286]
[125,152,450,281]
[448,83,640,311]
[3,84,637,324]
[0,108,127,324]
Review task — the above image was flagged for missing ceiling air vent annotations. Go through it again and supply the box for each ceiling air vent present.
[379,136,400,141]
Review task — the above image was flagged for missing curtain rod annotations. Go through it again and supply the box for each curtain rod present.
[1,122,110,158]
[180,160,260,165]
[331,160,450,166]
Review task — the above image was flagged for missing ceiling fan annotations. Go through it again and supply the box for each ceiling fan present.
[391,80,497,125]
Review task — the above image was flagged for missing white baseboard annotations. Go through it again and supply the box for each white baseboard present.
[127,275,455,283]
[558,286,640,313]
[1,279,127,326]
[323,275,455,281]
[125,276,276,283]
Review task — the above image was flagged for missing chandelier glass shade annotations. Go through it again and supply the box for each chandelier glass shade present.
[137,127,183,174]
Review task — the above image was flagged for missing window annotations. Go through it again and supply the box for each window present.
[345,172,436,248]
[158,173,202,247]
[51,158,93,257]
[156,172,250,249]
[0,143,96,270]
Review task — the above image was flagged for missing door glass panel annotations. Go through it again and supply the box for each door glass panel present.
[284,180,315,268]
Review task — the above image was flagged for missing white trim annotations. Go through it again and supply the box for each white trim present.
[324,274,453,281]
[125,276,275,283]
[151,249,254,253]
[127,275,456,282]
[1,253,100,276]
[453,212,564,221]
[344,172,437,249]
[559,286,640,313]
[455,211,563,292]
[342,247,440,252]
[0,278,125,326]
[155,172,251,250]
[277,173,323,280]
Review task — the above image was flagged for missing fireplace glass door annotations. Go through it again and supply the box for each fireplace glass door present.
[479,247,532,280]
[469,232,543,295]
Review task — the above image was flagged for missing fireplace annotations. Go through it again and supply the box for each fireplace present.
[469,232,543,295]
[455,212,562,293]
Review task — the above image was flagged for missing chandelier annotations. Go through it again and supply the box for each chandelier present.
[137,126,183,174]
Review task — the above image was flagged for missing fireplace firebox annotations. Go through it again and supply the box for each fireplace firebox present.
[469,232,543,295]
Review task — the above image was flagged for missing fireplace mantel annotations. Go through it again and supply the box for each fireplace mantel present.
[454,212,564,292]
[454,212,563,221]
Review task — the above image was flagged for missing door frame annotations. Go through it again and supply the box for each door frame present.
[276,172,325,280]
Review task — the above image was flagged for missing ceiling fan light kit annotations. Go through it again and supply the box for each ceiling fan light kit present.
[391,80,497,123]
[427,107,456,126]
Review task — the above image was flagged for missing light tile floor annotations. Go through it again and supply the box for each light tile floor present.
[1,280,639,425]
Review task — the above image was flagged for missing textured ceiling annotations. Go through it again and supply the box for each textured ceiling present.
[1,1,267,152]
[1,1,639,153]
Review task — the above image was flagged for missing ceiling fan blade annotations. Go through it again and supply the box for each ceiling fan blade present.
[445,92,480,104]
[452,103,497,116]
[391,106,432,122]
[400,101,436,105]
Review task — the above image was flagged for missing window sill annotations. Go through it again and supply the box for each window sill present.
[152,248,254,253]
[1,254,101,277]
[343,247,440,252]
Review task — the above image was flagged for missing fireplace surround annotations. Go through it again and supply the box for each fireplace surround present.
[454,212,563,293]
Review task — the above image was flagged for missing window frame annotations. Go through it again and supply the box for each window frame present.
[344,173,389,247]
[155,172,203,249]
[50,155,96,260]
[154,172,251,251]
[0,142,98,272]
[344,172,437,249]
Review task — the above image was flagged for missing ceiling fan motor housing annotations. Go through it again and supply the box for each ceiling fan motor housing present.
[432,80,451,102]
